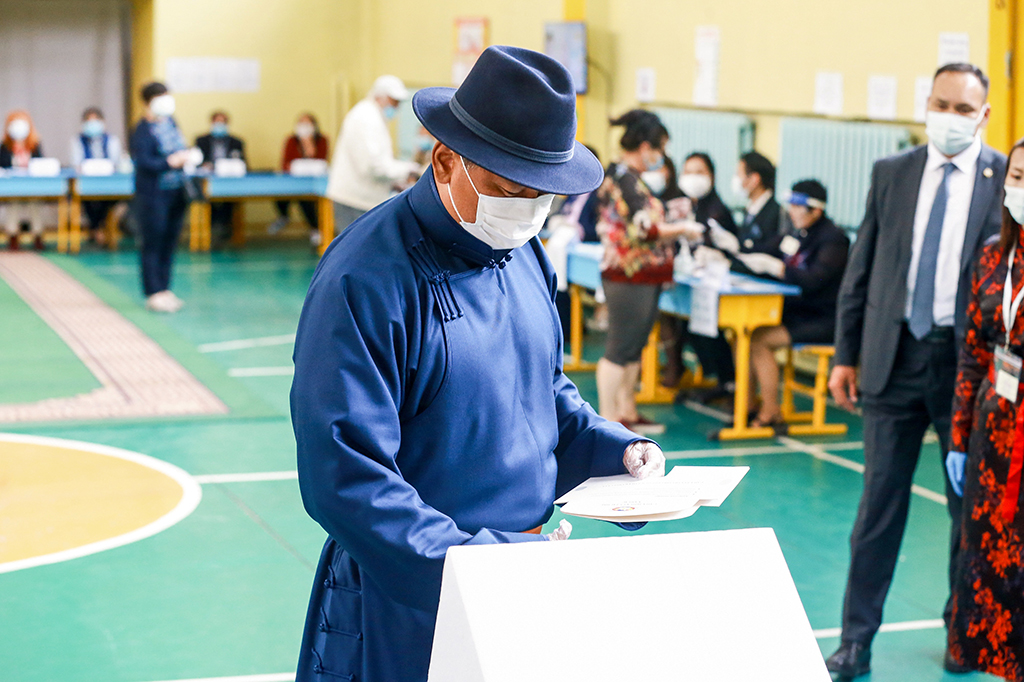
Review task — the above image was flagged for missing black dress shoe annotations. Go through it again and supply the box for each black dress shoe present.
[825,641,871,679]
[943,648,971,674]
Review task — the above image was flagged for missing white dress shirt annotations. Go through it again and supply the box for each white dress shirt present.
[745,189,773,222]
[904,137,982,327]
[326,98,421,211]
[69,134,122,168]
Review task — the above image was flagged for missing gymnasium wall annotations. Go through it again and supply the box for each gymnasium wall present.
[133,0,992,175]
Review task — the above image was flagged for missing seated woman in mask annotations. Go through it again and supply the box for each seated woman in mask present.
[661,152,740,395]
[736,179,850,427]
[1,110,45,251]
[269,112,330,246]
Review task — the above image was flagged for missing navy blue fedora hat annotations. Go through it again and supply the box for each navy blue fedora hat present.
[413,45,603,196]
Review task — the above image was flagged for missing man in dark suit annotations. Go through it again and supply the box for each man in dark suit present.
[734,151,781,253]
[196,110,246,241]
[826,63,1007,679]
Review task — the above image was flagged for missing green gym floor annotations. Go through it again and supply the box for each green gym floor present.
[0,242,999,682]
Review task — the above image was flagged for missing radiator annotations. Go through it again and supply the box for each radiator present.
[777,118,912,233]
[652,107,755,209]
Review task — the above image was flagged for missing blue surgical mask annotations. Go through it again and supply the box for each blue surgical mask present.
[211,122,229,137]
[382,106,397,121]
[82,119,105,138]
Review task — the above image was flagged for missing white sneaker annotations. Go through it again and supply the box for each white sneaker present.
[164,291,184,312]
[145,290,182,313]
[267,217,288,235]
[145,292,172,312]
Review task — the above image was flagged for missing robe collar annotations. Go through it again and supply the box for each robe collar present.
[408,169,510,267]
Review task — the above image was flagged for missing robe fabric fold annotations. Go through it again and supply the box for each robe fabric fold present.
[291,170,641,682]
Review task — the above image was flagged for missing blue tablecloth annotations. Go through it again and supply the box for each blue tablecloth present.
[566,242,801,317]
[0,175,70,198]
[76,174,135,197]
[206,174,329,198]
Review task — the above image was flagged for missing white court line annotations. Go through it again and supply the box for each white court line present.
[228,366,294,377]
[142,674,293,682]
[665,440,864,460]
[777,436,948,505]
[813,618,945,640]
[0,433,202,574]
[199,335,295,353]
[193,471,298,484]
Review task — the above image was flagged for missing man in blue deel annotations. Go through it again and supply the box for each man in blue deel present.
[290,45,666,681]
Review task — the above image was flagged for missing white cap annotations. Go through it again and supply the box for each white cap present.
[371,75,409,101]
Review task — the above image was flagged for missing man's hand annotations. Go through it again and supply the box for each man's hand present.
[707,219,740,255]
[736,252,786,279]
[544,519,572,541]
[828,365,859,411]
[623,441,666,479]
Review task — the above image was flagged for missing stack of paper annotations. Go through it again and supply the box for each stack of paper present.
[554,466,748,522]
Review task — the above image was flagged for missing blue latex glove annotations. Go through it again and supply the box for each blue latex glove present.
[946,451,967,497]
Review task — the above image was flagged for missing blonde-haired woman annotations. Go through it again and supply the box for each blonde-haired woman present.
[0,110,45,250]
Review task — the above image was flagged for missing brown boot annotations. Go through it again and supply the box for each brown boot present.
[33,235,44,251]
[8,234,18,251]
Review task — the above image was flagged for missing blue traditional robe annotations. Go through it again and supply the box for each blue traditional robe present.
[290,170,640,681]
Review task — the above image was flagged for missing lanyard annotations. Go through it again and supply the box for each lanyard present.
[1004,246,1024,349]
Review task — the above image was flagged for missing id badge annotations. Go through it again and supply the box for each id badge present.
[995,346,1023,402]
[779,235,801,257]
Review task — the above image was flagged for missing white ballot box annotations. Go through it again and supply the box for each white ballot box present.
[428,528,829,682]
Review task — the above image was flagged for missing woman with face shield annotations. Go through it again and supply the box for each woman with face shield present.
[1,110,45,250]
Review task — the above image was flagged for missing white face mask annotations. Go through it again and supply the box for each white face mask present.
[680,173,713,199]
[7,118,30,141]
[1005,185,1024,225]
[295,122,315,139]
[447,156,554,250]
[640,170,667,196]
[731,174,749,200]
[150,94,176,118]
[926,110,982,157]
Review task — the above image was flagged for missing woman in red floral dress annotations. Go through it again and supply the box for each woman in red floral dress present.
[595,110,697,435]
[948,139,1024,680]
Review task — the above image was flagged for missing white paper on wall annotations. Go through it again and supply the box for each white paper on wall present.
[813,71,844,116]
[636,67,657,103]
[166,57,261,93]
[693,25,720,107]
[866,75,898,120]
[938,32,970,67]
[914,75,933,123]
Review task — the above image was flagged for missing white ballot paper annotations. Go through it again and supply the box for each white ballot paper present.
[555,465,748,522]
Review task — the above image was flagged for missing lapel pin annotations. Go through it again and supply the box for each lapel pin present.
[984,167,994,178]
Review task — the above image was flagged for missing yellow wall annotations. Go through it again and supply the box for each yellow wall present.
[133,0,355,169]
[132,0,993,177]
[591,0,989,162]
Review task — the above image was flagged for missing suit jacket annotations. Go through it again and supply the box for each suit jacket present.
[739,195,781,252]
[834,144,1007,395]
[195,134,245,164]
[763,215,850,329]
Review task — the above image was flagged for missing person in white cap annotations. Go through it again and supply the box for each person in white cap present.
[325,75,422,238]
